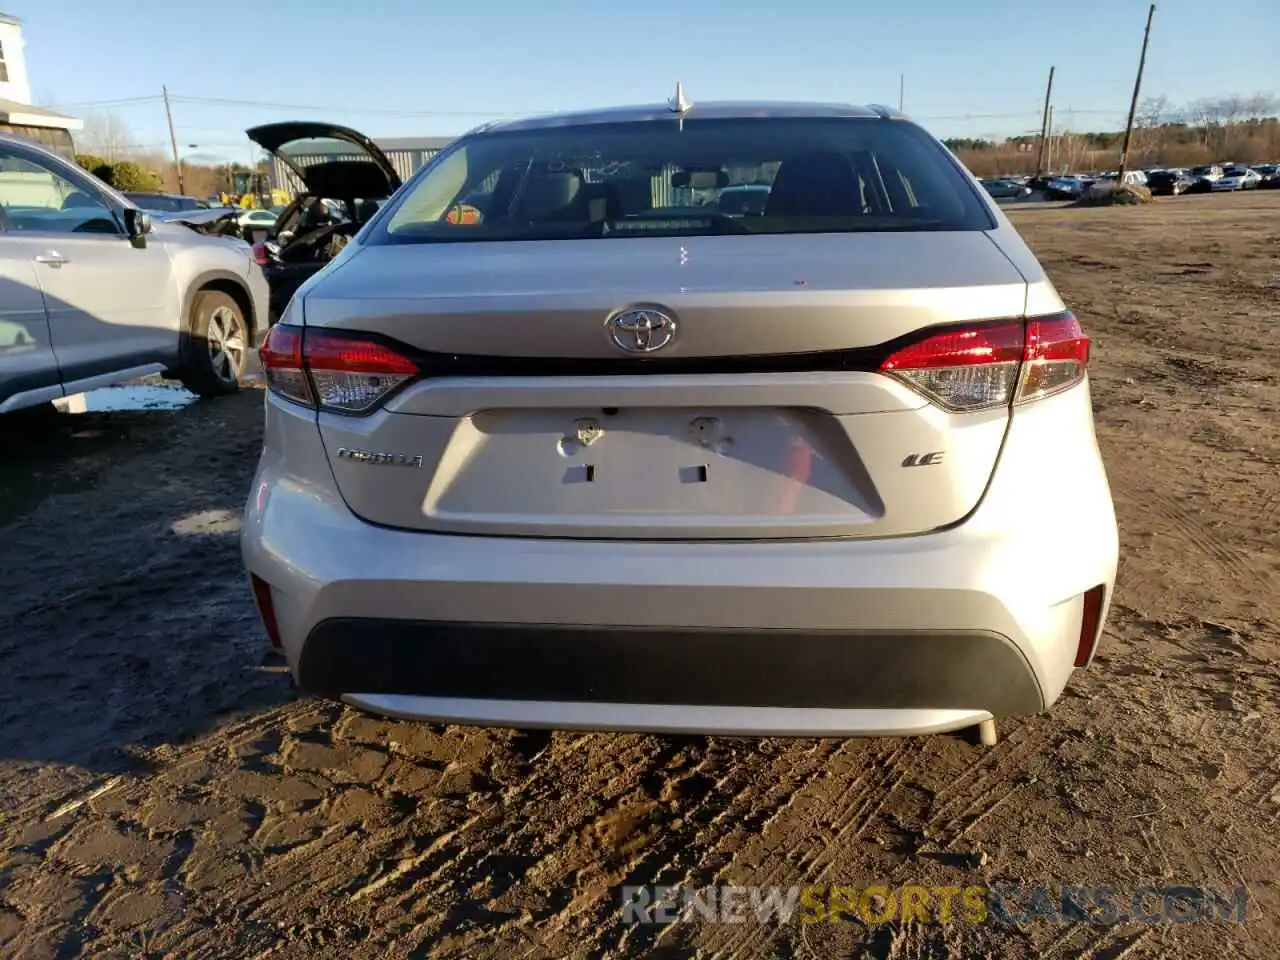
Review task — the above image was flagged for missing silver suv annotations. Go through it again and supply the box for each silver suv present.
[0,135,269,414]
[242,101,1119,743]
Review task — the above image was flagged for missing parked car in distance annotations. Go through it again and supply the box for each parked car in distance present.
[1094,170,1147,188]
[1185,164,1224,193]
[979,178,1032,199]
[0,135,270,415]
[237,208,279,232]
[243,121,402,321]
[1145,170,1195,196]
[242,98,1119,744]
[1043,176,1092,200]
[1212,166,1263,191]
[1253,164,1280,188]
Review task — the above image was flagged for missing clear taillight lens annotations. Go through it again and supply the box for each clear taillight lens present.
[258,324,419,415]
[1018,312,1090,403]
[879,312,1089,411]
[305,333,419,413]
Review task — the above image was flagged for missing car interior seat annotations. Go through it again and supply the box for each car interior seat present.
[765,153,865,217]
[512,169,589,222]
[61,191,99,210]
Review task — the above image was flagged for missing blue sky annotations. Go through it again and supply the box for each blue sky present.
[18,0,1280,163]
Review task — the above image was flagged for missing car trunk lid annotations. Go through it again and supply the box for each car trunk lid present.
[304,231,1027,540]
[245,121,403,200]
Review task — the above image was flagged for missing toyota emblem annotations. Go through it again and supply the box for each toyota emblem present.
[609,307,678,354]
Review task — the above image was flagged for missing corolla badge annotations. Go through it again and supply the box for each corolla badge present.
[335,447,424,467]
[609,307,678,354]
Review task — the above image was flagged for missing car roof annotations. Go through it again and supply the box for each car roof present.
[472,100,905,135]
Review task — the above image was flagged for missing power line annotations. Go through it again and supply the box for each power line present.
[50,95,163,108]
[51,91,1141,124]
[169,94,514,117]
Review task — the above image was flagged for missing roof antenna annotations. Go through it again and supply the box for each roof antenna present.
[668,82,692,130]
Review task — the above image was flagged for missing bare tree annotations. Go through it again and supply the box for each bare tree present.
[1133,95,1170,161]
[1242,92,1279,119]
[78,111,135,163]
[1055,130,1089,173]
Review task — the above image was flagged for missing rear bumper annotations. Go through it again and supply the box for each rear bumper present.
[242,383,1118,736]
[301,620,1042,714]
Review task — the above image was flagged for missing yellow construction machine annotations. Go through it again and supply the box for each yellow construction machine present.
[219,171,291,210]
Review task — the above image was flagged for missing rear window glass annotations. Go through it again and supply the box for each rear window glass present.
[375,117,993,243]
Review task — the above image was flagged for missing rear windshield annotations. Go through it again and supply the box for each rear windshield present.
[374,117,993,243]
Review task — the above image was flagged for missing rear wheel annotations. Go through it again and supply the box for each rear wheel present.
[179,290,247,397]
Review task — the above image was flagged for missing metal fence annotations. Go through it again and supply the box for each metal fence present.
[269,146,447,197]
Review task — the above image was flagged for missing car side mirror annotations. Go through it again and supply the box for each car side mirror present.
[123,208,152,247]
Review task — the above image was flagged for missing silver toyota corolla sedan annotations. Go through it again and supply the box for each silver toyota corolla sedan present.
[241,98,1119,743]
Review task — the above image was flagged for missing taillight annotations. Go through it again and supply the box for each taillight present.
[251,242,271,266]
[258,323,311,406]
[305,330,419,413]
[879,311,1089,411]
[1019,312,1090,403]
[257,323,419,414]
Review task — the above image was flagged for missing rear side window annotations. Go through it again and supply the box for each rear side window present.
[376,117,993,243]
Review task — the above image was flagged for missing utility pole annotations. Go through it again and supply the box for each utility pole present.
[163,85,185,194]
[1117,3,1156,179]
[898,74,905,112]
[1046,105,1055,171]
[1034,66,1055,177]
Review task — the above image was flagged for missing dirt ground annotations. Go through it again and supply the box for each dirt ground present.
[1,192,1278,960]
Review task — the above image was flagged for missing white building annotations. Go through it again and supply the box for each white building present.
[0,12,82,160]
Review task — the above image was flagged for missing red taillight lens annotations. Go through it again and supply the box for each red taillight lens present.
[879,311,1089,411]
[258,323,311,406]
[1075,584,1107,666]
[250,574,283,650]
[258,323,419,414]
[251,242,270,266]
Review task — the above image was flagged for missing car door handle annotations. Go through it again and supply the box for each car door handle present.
[35,252,69,267]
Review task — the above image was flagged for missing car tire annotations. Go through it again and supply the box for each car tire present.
[1,400,62,436]
[178,289,247,397]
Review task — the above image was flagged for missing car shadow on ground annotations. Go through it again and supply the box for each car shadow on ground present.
[0,389,291,777]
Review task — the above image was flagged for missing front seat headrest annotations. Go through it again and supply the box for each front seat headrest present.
[766,153,864,218]
[516,170,586,222]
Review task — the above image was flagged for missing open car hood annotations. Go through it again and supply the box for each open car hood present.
[161,207,245,239]
[158,206,239,225]
[245,121,402,199]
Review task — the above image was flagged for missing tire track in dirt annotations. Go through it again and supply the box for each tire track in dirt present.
[1144,491,1263,587]
[700,738,930,960]
[492,739,781,958]
[1035,924,1155,960]
[603,739,847,958]
[297,730,693,953]
[923,722,1049,848]
[0,701,307,846]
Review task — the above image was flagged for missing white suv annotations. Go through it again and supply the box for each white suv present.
[0,135,269,414]
[242,100,1119,744]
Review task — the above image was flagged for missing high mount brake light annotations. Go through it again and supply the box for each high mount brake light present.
[879,311,1089,411]
[258,324,420,414]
